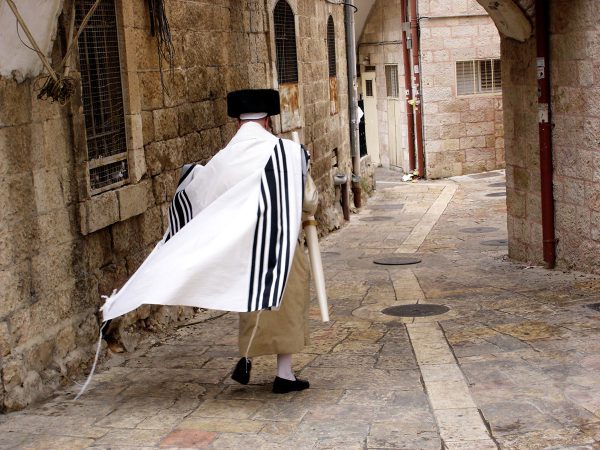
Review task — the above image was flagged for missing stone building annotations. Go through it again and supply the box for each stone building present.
[0,0,358,411]
[357,0,504,177]
[500,0,600,272]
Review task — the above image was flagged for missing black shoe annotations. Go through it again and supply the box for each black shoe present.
[231,357,251,385]
[272,376,310,394]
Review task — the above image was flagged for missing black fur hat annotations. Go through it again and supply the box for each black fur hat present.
[227,89,281,118]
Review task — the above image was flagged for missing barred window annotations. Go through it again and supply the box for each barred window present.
[456,59,502,96]
[327,16,336,77]
[76,0,129,193]
[385,65,399,97]
[274,1,298,84]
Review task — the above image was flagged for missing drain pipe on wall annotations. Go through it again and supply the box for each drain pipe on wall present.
[400,0,416,172]
[344,0,362,207]
[409,0,425,178]
[535,0,556,268]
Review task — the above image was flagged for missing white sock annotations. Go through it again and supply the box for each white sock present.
[276,354,296,381]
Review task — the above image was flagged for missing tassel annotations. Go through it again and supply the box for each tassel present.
[74,293,112,400]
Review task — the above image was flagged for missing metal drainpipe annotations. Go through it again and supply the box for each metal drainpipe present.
[409,0,425,177]
[344,0,362,207]
[400,0,416,172]
[535,0,556,268]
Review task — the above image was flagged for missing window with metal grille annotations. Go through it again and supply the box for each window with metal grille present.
[76,0,129,193]
[456,59,502,96]
[327,16,336,77]
[385,65,399,97]
[274,1,298,84]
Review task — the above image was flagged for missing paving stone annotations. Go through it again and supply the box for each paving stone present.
[159,429,217,448]
[3,168,600,449]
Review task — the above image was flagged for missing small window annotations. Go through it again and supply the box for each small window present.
[385,65,399,98]
[76,0,129,193]
[366,80,373,97]
[274,1,298,84]
[327,16,336,77]
[456,59,502,95]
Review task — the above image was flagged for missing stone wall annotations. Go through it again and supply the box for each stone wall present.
[419,1,504,178]
[0,0,351,411]
[357,0,504,178]
[503,0,600,272]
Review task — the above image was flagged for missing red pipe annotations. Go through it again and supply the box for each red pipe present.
[400,0,416,172]
[409,0,425,177]
[535,0,556,268]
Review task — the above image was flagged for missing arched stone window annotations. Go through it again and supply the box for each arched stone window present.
[274,1,298,84]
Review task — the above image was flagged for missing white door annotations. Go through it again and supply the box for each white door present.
[387,98,403,168]
[361,72,381,166]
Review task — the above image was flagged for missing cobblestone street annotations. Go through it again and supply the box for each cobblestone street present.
[1,169,600,449]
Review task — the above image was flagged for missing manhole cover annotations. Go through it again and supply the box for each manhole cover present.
[321,252,341,258]
[489,182,505,188]
[481,239,508,246]
[486,192,506,197]
[367,204,405,211]
[373,257,422,266]
[459,227,498,233]
[586,303,600,312]
[360,216,393,222]
[382,304,450,317]
[469,172,500,179]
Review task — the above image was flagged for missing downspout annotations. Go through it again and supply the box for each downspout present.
[344,0,362,207]
[535,0,556,268]
[409,0,425,177]
[400,0,416,172]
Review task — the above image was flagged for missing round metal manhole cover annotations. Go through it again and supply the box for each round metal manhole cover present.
[459,227,498,234]
[481,239,508,246]
[360,216,393,222]
[489,182,505,188]
[382,304,450,317]
[373,257,422,266]
[367,204,405,211]
[486,192,506,197]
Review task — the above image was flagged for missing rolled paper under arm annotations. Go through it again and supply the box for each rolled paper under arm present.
[304,217,329,322]
[292,131,329,322]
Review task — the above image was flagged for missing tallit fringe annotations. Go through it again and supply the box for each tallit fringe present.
[74,290,116,400]
[244,309,264,362]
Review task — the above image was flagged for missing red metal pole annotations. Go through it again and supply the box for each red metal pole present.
[409,0,425,177]
[401,0,416,172]
[535,0,556,268]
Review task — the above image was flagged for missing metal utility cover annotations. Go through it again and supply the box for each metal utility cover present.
[367,204,405,211]
[481,239,508,246]
[469,172,501,179]
[459,227,498,233]
[586,303,600,312]
[382,304,449,317]
[360,216,393,222]
[373,257,422,266]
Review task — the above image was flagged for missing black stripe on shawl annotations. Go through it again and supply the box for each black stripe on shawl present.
[248,141,296,311]
[259,156,280,309]
[178,164,196,187]
[254,178,270,310]
[269,143,286,309]
[276,139,292,309]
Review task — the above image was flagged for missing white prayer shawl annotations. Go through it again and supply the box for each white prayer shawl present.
[102,123,307,321]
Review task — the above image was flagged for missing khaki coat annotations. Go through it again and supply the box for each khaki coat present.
[238,244,310,357]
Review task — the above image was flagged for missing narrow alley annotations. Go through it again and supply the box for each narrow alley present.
[1,169,599,449]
